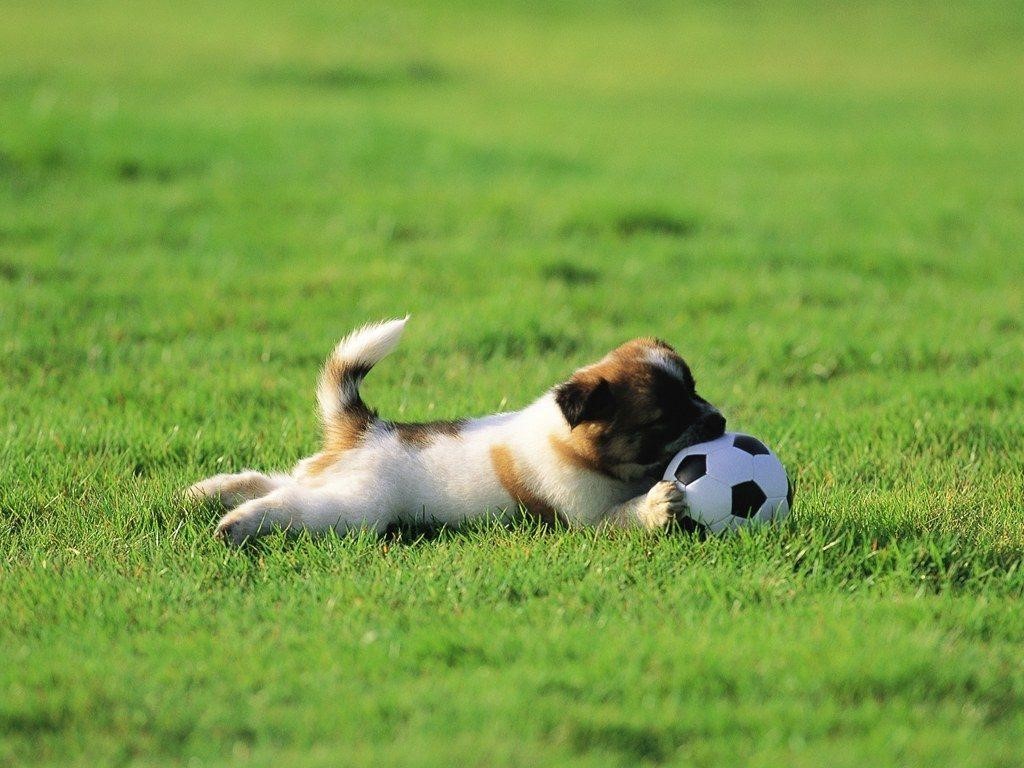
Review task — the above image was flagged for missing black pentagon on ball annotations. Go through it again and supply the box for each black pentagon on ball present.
[672,515,708,537]
[731,480,767,518]
[731,434,770,456]
[675,454,707,485]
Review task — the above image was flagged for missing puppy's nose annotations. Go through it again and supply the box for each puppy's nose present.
[704,411,726,436]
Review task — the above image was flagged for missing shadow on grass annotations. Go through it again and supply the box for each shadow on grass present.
[250,61,447,90]
[561,209,701,241]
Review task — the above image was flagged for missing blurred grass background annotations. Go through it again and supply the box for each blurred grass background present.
[2,1,1023,765]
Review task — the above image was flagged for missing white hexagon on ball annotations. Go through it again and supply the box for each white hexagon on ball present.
[705,446,754,486]
[752,454,788,499]
[682,475,733,530]
[755,496,789,524]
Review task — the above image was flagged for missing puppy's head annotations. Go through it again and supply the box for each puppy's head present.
[553,338,725,481]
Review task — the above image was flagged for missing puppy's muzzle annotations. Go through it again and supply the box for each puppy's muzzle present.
[694,411,727,442]
[664,410,727,459]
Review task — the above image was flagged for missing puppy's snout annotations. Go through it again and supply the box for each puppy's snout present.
[701,411,726,439]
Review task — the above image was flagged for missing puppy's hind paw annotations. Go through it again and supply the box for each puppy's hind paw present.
[183,471,280,511]
[183,477,221,505]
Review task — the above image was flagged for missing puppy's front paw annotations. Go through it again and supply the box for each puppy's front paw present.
[641,480,688,529]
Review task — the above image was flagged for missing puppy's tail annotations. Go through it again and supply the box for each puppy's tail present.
[317,317,408,426]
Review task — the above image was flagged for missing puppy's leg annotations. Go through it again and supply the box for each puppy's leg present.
[214,484,393,545]
[185,471,292,510]
[601,481,687,530]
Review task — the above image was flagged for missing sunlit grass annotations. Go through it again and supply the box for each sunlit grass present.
[2,1,1023,765]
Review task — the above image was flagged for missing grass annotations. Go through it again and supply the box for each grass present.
[2,0,1024,765]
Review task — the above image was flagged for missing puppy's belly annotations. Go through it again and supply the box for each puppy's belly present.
[400,419,526,524]
[392,450,515,525]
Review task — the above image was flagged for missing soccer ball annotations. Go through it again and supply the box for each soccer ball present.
[664,432,792,534]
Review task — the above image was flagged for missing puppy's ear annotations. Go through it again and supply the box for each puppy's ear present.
[555,377,615,429]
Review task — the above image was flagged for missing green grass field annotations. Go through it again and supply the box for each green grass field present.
[3,1,1024,765]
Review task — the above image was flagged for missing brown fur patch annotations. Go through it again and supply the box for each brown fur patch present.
[393,419,465,447]
[300,451,335,478]
[549,431,601,472]
[221,474,276,502]
[304,408,374,476]
[490,444,564,526]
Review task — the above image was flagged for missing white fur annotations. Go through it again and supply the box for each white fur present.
[645,347,685,380]
[188,320,688,544]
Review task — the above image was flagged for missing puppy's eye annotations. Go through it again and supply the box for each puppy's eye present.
[635,419,665,431]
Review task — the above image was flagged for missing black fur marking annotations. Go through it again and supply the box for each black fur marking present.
[555,377,616,429]
[644,367,702,437]
[348,362,372,382]
[390,419,466,446]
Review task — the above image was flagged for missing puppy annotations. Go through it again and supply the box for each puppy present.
[187,318,726,544]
